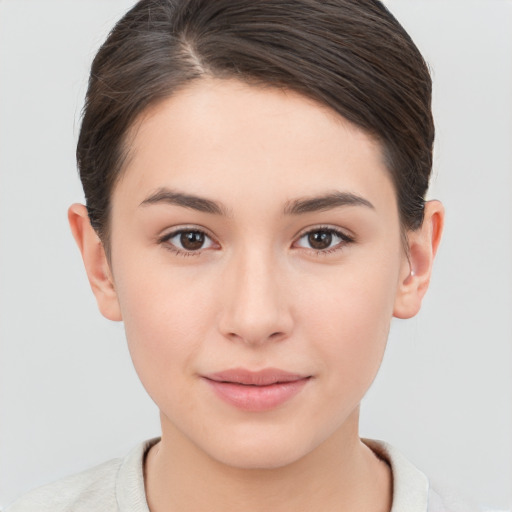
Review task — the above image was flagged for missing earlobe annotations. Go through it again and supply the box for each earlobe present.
[393,200,444,319]
[68,204,122,322]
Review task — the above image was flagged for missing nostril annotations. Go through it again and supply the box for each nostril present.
[225,330,286,344]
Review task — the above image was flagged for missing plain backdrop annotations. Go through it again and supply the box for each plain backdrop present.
[0,0,511,510]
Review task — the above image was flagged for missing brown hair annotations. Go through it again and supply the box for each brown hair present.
[77,0,433,246]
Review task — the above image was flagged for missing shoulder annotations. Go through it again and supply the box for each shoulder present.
[5,438,158,512]
[362,438,482,512]
[5,458,121,512]
[427,484,483,512]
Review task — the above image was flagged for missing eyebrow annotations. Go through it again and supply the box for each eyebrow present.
[283,192,374,215]
[140,187,374,216]
[140,188,230,216]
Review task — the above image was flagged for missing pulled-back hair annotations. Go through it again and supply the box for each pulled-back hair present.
[77,0,433,245]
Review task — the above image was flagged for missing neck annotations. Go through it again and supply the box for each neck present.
[145,410,392,512]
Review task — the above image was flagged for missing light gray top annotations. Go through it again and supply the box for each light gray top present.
[5,438,474,511]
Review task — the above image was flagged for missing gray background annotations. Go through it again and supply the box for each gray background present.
[0,0,511,509]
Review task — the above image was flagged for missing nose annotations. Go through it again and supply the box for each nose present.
[217,247,294,346]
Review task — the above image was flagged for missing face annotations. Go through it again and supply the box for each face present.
[106,78,410,469]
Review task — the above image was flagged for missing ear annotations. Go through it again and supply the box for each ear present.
[393,200,444,319]
[68,204,122,321]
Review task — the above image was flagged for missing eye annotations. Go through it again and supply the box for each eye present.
[161,229,216,254]
[295,227,353,253]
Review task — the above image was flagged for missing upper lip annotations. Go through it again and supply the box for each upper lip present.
[204,368,310,386]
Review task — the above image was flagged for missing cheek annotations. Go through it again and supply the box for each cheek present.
[298,251,401,388]
[112,258,217,400]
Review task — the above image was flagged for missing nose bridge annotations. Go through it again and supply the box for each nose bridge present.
[219,242,292,344]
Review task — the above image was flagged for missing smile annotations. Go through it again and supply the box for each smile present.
[202,368,311,412]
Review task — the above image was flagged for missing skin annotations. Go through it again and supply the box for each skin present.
[69,78,443,512]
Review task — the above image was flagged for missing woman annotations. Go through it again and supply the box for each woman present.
[8,0,475,510]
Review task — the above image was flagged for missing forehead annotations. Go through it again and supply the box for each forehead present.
[115,78,396,215]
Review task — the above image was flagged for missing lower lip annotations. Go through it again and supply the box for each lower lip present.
[203,377,310,412]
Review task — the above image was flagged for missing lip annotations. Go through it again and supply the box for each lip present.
[202,368,311,412]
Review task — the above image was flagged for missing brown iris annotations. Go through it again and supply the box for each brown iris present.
[308,230,333,250]
[180,231,205,250]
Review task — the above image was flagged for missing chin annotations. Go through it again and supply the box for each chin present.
[196,423,322,471]
[210,442,308,470]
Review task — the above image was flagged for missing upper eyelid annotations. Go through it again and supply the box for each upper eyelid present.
[159,227,218,254]
[158,225,216,241]
[292,228,354,257]
[294,225,355,241]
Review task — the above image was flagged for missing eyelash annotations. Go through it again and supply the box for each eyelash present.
[158,226,354,257]
[158,227,216,257]
[295,226,355,256]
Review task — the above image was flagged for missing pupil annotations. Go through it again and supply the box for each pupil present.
[180,231,204,250]
[308,231,332,250]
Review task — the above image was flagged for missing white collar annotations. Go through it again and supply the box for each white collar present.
[116,438,431,512]
[363,438,430,512]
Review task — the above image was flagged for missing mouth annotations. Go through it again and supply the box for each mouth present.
[202,368,312,411]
